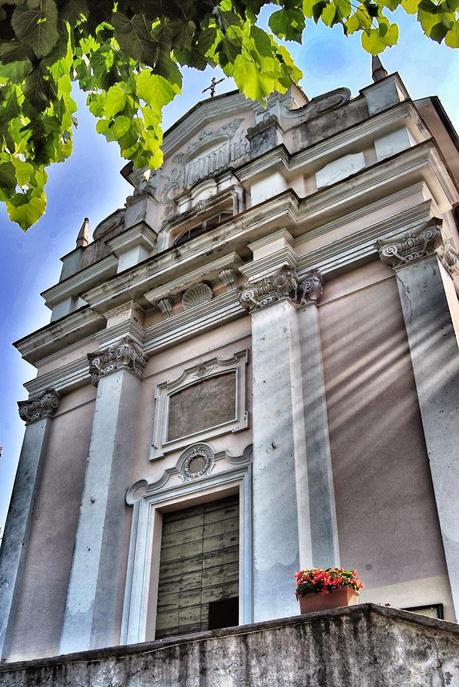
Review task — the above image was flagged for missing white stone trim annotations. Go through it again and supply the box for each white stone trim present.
[150,349,248,461]
[237,100,414,183]
[144,252,242,306]
[108,225,157,255]
[121,447,253,644]
[41,255,118,308]
[23,201,438,398]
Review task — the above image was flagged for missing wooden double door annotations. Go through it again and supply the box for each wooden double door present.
[155,495,239,638]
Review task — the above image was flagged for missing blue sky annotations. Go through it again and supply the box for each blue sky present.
[0,12,458,529]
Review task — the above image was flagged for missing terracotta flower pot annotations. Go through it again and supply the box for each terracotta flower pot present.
[298,587,359,614]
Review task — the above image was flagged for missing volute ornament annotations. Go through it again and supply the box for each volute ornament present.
[239,265,298,312]
[18,388,60,424]
[377,221,441,267]
[88,336,146,384]
[298,271,324,305]
[239,266,324,312]
[439,238,459,276]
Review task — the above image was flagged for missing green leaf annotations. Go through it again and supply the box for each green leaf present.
[0,58,32,83]
[6,191,46,230]
[104,83,126,117]
[0,162,17,191]
[361,21,399,52]
[401,0,419,13]
[430,20,449,40]
[112,12,158,65]
[269,8,305,41]
[321,3,336,25]
[446,19,459,45]
[11,0,59,58]
[111,114,131,138]
[135,69,178,108]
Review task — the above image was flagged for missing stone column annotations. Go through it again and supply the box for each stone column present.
[297,273,340,568]
[0,389,60,658]
[239,267,311,621]
[60,336,146,654]
[378,220,459,619]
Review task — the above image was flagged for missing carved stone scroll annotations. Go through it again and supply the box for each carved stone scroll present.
[239,265,298,312]
[88,336,146,384]
[298,271,324,305]
[377,221,441,268]
[239,266,324,312]
[18,388,60,424]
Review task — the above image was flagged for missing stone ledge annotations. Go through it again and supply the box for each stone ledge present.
[1,604,459,686]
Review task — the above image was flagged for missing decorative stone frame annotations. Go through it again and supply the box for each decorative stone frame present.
[150,349,249,461]
[121,445,253,644]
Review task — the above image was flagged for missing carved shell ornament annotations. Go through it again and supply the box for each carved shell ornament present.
[181,282,213,309]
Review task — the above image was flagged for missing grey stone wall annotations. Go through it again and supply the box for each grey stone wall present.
[1,604,459,686]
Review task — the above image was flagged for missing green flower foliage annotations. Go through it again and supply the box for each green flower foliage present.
[0,0,457,230]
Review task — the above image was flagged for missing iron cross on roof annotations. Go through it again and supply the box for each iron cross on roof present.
[202,76,225,98]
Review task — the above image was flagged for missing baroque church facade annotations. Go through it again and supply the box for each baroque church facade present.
[1,63,459,662]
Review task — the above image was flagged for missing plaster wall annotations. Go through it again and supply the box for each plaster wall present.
[319,262,453,615]
[130,317,252,484]
[286,97,369,151]
[37,341,99,376]
[6,388,96,661]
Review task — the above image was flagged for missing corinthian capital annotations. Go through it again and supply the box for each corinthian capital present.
[88,336,147,384]
[238,266,325,312]
[18,388,60,424]
[238,265,298,312]
[377,220,441,268]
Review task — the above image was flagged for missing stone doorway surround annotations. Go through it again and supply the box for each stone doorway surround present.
[121,444,252,644]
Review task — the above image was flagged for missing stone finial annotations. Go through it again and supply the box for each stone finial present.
[239,265,299,312]
[18,388,60,424]
[88,336,147,384]
[298,271,324,305]
[372,55,388,83]
[76,217,90,248]
[377,221,441,268]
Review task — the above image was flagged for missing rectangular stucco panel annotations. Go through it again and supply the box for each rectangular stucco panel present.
[6,391,95,661]
[320,266,448,589]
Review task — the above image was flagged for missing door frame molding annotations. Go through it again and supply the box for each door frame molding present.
[121,446,252,644]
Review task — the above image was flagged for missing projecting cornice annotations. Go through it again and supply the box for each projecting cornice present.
[14,308,105,364]
[14,138,455,369]
[41,255,118,308]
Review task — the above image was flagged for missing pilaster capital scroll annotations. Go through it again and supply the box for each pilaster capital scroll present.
[238,265,298,312]
[438,238,459,277]
[297,270,324,305]
[377,220,442,268]
[238,266,324,312]
[88,336,147,384]
[18,388,60,424]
